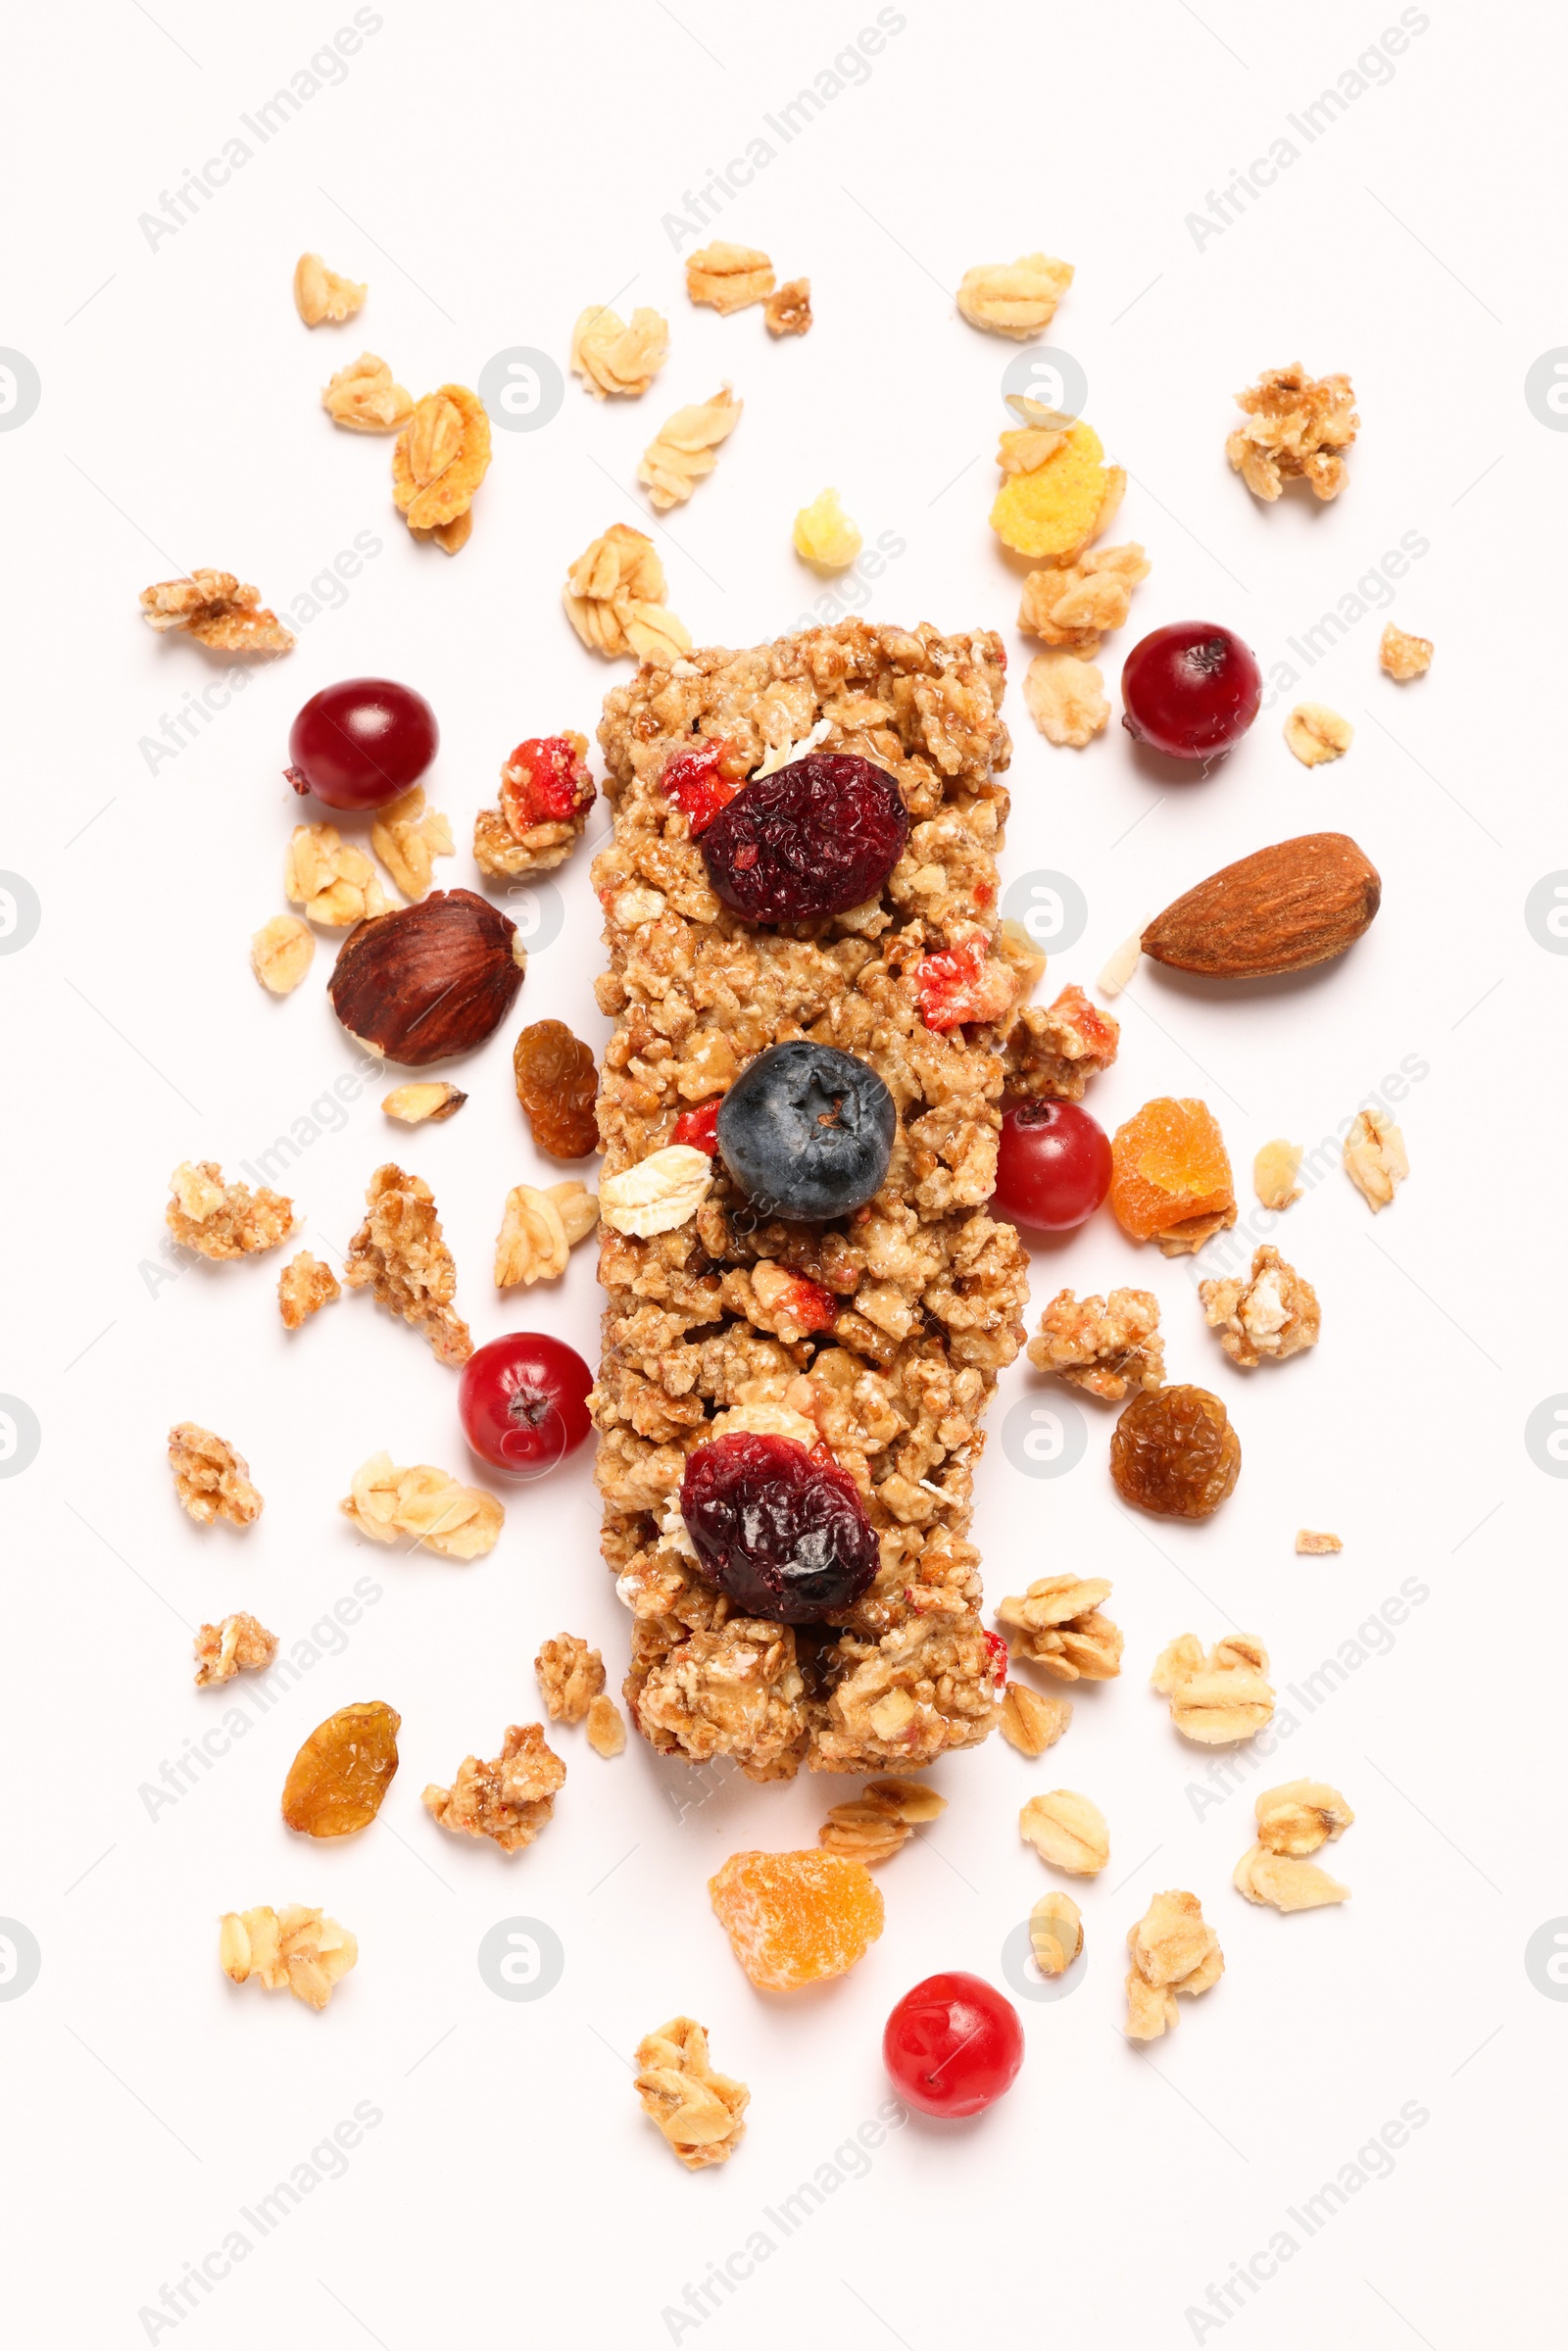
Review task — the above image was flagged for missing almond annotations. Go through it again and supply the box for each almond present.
[1142,833,1380,978]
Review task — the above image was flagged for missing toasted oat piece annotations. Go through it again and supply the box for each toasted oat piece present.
[1227,363,1357,502]
[764,277,811,336]
[599,1146,712,1240]
[564,524,691,664]
[1022,650,1107,747]
[1296,1528,1343,1555]
[570,304,669,397]
[996,1578,1122,1682]
[277,1250,340,1329]
[635,2016,750,2170]
[369,787,453,901]
[251,914,315,994]
[139,571,294,655]
[1380,622,1433,680]
[1000,1683,1072,1756]
[321,351,413,432]
[638,385,743,511]
[686,241,774,313]
[1256,1779,1354,1855]
[496,1182,599,1287]
[1253,1139,1302,1210]
[1152,1634,1274,1744]
[393,385,491,550]
[818,1777,947,1864]
[1097,928,1143,998]
[1285,703,1353,765]
[1018,543,1150,655]
[585,1694,626,1756]
[293,252,366,325]
[341,1451,502,1560]
[793,487,862,572]
[1019,1788,1108,1876]
[194,1612,278,1687]
[341,1162,472,1366]
[956,252,1073,338]
[167,1160,294,1260]
[284,822,393,927]
[1004,983,1119,1103]
[1030,1890,1083,1976]
[421,1722,564,1852]
[1124,1889,1222,2037]
[1234,1845,1349,1911]
[220,1904,357,2010]
[169,1423,263,1529]
[1344,1107,1407,1210]
[1028,1288,1164,1401]
[535,1633,607,1725]
[381,1083,466,1125]
[1200,1245,1320,1369]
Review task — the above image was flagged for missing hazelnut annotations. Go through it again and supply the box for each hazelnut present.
[328,888,526,1066]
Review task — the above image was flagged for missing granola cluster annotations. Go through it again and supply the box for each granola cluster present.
[293,253,365,325]
[1019,1788,1108,1875]
[1027,1287,1164,1400]
[995,1576,1122,1681]
[278,1250,340,1328]
[167,1162,294,1259]
[817,1776,946,1863]
[1379,622,1433,679]
[220,1905,357,2010]
[342,1163,472,1365]
[1152,1633,1274,1743]
[635,2016,750,2170]
[194,1612,277,1685]
[1200,1245,1320,1368]
[340,1451,504,1559]
[686,242,775,313]
[1017,543,1150,654]
[535,1633,607,1723]
[370,787,453,900]
[1000,1682,1072,1756]
[1227,363,1358,502]
[1235,1779,1354,1911]
[421,1722,565,1851]
[284,822,393,926]
[392,385,491,554]
[169,1423,263,1528]
[564,525,691,665]
[139,571,295,654]
[474,732,597,879]
[1125,1889,1223,2038]
[1003,983,1119,1100]
[592,621,1034,1778]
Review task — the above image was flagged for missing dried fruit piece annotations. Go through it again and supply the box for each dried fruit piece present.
[474,732,596,880]
[281,1701,401,1837]
[586,1694,626,1756]
[251,914,315,994]
[686,241,775,313]
[277,1250,340,1329]
[514,1019,600,1158]
[599,1144,712,1238]
[564,524,691,663]
[1344,1106,1407,1209]
[1152,1633,1273,1742]
[1233,1846,1349,1911]
[535,1634,606,1724]
[639,385,743,510]
[1027,1288,1164,1402]
[1227,363,1357,502]
[422,1722,564,1851]
[1030,1891,1083,1976]
[1018,543,1151,654]
[956,252,1073,337]
[284,822,393,927]
[1284,702,1353,766]
[913,934,1018,1032]
[1142,834,1381,979]
[793,487,862,571]
[1296,1528,1342,1555]
[393,385,491,547]
[329,889,525,1066]
[1253,1138,1302,1209]
[1001,1683,1073,1756]
[1004,982,1120,1102]
[382,1082,466,1124]
[704,757,909,927]
[1255,1779,1354,1856]
[341,1162,472,1366]
[765,278,811,336]
[709,1849,885,1990]
[168,1160,293,1259]
[818,1778,947,1864]
[570,303,670,396]
[1019,1789,1108,1876]
[1109,1098,1237,1255]
[370,786,454,901]
[1022,650,1108,747]
[321,351,413,432]
[220,1905,357,2010]
[1380,622,1433,679]
[1200,1245,1320,1368]
[1111,1386,1241,1519]
[194,1612,278,1686]
[139,570,294,654]
[293,252,366,325]
[169,1423,263,1528]
[659,738,743,836]
[682,1431,880,1623]
[635,2016,750,2170]
[995,1577,1122,1681]
[1124,1890,1222,2038]
[340,1451,503,1560]
[991,419,1122,562]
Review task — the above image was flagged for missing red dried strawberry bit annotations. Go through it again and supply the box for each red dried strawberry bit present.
[661,740,740,836]
[914,937,1017,1032]
[1047,982,1118,1065]
[779,1273,837,1335]
[670,1100,721,1155]
[501,734,594,839]
[983,1628,1008,1687]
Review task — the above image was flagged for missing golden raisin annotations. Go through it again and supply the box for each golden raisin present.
[281,1701,401,1837]
[1110,1385,1240,1520]
[514,1020,600,1159]
[709,1849,885,1990]
[1109,1097,1235,1244]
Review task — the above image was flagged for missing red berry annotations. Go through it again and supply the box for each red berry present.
[883,1972,1024,2118]
[669,1100,721,1154]
[459,1334,593,1478]
[701,754,910,924]
[501,735,594,837]
[285,677,438,810]
[661,740,740,836]
[983,1628,1008,1688]
[915,936,1016,1032]
[993,1100,1111,1231]
[1120,622,1261,761]
[680,1431,880,1623]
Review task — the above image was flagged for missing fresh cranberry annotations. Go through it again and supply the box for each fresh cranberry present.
[702,754,909,924]
[680,1431,880,1623]
[993,1100,1112,1230]
[662,740,740,836]
[883,1972,1025,2118]
[285,678,438,810]
[501,735,594,837]
[1120,622,1261,761]
[670,1100,722,1154]
[914,937,1015,1032]
[459,1334,593,1478]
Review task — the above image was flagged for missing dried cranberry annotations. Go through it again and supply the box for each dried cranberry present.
[670,1100,722,1154]
[701,754,909,924]
[662,740,740,836]
[501,735,594,837]
[983,1629,1009,1688]
[680,1432,880,1624]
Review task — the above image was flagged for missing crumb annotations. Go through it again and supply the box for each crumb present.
[571,304,669,396]
[793,487,862,572]
[321,352,413,431]
[194,1612,278,1686]
[1019,1788,1108,1875]
[1124,1890,1222,2037]
[220,1905,356,2009]
[1380,623,1432,680]
[1296,1529,1342,1555]
[956,253,1073,337]
[293,253,365,324]
[169,1423,263,1528]
[251,915,314,994]
[1022,650,1107,746]
[277,1251,339,1329]
[764,278,811,336]
[585,1693,626,1756]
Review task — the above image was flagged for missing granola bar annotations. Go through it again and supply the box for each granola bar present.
[592,621,1031,1780]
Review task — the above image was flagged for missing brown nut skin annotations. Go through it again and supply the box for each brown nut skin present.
[1142,833,1380,978]
[281,1701,402,1837]
[328,889,525,1065]
[1110,1384,1240,1519]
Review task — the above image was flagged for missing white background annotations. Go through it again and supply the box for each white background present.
[5,1,1563,2343]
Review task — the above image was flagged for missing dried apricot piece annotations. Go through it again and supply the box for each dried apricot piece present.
[709,1849,885,1990]
[514,1019,600,1159]
[281,1701,401,1837]
[991,419,1121,561]
[1109,1098,1236,1253]
[1110,1385,1240,1520]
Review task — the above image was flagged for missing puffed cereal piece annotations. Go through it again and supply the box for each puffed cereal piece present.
[1380,622,1433,679]
[792,487,862,572]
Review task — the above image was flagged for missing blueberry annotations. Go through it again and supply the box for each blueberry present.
[716,1042,895,1221]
